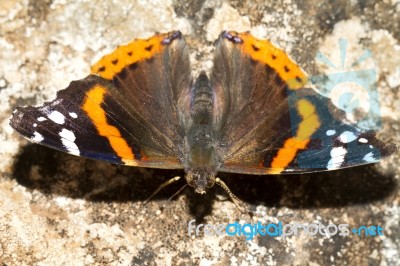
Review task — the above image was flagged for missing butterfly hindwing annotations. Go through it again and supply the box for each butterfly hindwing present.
[11,31,192,169]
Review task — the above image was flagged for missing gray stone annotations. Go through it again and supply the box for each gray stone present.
[1,0,399,265]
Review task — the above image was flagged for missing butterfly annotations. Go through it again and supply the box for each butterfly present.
[10,30,397,195]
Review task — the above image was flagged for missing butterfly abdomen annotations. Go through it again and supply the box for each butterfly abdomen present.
[191,72,214,123]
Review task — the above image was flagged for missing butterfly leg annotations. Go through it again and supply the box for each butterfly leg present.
[168,184,188,201]
[215,178,252,216]
[144,176,182,204]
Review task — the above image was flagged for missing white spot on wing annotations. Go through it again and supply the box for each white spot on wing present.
[326,130,336,136]
[59,128,80,155]
[358,138,368,143]
[37,117,47,122]
[363,152,378,163]
[59,128,75,141]
[48,111,65,124]
[31,132,44,142]
[33,123,37,127]
[327,147,347,170]
[339,131,357,143]
[69,112,78,118]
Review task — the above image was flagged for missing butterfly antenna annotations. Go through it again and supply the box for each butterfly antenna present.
[215,178,253,217]
[144,176,182,204]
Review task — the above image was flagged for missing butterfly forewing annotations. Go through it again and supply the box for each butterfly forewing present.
[11,31,192,169]
[211,31,397,174]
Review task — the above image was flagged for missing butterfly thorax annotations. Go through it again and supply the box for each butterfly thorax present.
[184,72,219,194]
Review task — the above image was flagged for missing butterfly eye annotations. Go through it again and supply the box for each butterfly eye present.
[184,169,216,194]
[206,179,215,188]
[185,172,195,187]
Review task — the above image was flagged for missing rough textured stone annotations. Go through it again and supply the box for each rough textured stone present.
[1,0,399,265]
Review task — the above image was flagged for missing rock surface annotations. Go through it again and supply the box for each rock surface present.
[1,0,399,265]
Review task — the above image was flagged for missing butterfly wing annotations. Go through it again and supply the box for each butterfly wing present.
[10,31,192,169]
[211,31,397,174]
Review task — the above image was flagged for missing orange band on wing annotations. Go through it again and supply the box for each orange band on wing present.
[268,98,320,174]
[233,32,308,90]
[82,85,137,165]
[90,34,166,80]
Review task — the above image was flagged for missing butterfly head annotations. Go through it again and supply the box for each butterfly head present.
[185,168,216,194]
